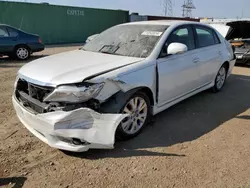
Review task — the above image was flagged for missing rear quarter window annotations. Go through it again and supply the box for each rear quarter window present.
[213,31,221,44]
[7,27,18,37]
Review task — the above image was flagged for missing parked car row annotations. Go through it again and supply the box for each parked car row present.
[12,21,236,152]
[0,24,44,60]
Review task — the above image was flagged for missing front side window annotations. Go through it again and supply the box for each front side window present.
[83,24,168,58]
[0,27,9,37]
[167,27,195,50]
[195,26,217,48]
[160,26,195,57]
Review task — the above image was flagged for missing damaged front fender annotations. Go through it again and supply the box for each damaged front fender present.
[92,62,157,104]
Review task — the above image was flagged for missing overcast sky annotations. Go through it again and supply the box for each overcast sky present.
[13,0,250,18]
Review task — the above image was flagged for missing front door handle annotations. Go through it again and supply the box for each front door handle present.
[193,58,200,63]
[218,51,222,55]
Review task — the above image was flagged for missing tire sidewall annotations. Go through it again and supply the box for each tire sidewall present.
[116,92,151,140]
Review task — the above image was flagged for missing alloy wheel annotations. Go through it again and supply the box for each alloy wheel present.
[216,66,226,90]
[120,97,148,135]
[16,47,29,60]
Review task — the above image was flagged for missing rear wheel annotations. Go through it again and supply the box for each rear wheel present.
[116,92,151,140]
[212,64,228,92]
[15,46,30,60]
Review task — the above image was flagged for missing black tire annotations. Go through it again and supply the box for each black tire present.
[14,45,30,60]
[212,64,228,93]
[115,92,151,141]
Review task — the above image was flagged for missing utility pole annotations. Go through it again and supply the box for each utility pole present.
[182,1,186,17]
[163,0,173,17]
[181,0,196,17]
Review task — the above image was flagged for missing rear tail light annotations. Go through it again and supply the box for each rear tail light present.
[38,38,42,44]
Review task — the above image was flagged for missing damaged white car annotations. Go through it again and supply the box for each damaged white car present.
[13,21,235,152]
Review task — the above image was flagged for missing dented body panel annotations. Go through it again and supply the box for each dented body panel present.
[91,60,157,103]
[13,96,127,152]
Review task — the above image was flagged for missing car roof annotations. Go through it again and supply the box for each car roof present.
[0,24,9,27]
[0,24,17,29]
[122,20,209,27]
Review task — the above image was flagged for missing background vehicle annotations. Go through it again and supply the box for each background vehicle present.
[210,21,250,65]
[13,21,235,152]
[0,24,44,60]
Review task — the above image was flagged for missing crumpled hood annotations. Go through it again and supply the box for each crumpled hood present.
[19,50,143,86]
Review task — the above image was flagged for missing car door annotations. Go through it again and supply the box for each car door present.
[193,25,223,86]
[157,25,200,106]
[0,26,18,53]
[0,26,10,53]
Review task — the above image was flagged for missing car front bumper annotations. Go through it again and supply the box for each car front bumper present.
[13,96,127,152]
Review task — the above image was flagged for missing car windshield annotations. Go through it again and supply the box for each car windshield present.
[82,24,168,58]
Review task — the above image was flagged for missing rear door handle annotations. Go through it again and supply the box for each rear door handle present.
[193,58,200,63]
[218,51,222,55]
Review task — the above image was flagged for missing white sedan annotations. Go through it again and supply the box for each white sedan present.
[13,21,235,152]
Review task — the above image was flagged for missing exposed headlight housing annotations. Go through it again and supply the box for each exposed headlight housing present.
[44,83,105,103]
[14,76,19,89]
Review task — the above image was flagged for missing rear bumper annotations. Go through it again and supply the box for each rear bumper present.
[13,96,127,152]
[29,43,45,53]
[235,53,250,64]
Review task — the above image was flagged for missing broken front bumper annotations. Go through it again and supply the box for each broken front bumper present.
[13,96,127,152]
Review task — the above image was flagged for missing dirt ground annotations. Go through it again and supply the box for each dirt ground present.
[1,46,250,188]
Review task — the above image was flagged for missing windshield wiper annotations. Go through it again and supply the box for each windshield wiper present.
[100,51,114,54]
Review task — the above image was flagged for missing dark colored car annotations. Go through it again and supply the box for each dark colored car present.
[0,24,44,60]
[223,21,250,65]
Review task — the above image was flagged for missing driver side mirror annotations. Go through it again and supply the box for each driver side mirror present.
[167,42,188,55]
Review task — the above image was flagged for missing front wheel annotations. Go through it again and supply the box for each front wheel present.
[212,64,228,92]
[116,92,151,140]
[15,46,30,60]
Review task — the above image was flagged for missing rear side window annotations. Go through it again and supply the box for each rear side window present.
[7,27,18,37]
[195,26,218,48]
[0,27,9,37]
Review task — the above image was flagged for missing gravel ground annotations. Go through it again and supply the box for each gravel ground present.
[1,46,250,188]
